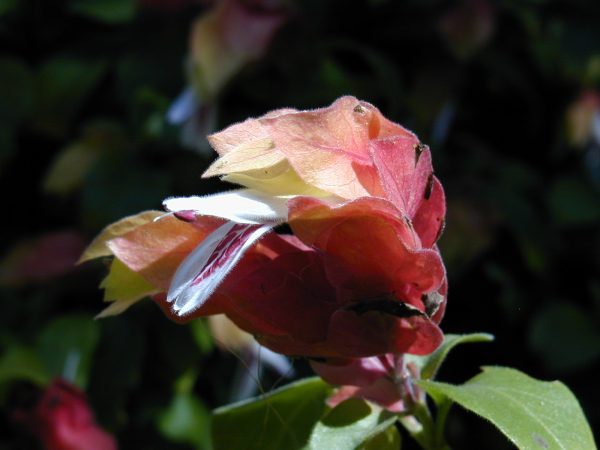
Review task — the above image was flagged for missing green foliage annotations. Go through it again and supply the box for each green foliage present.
[529,302,600,373]
[33,59,107,137]
[419,367,597,450]
[69,0,136,24]
[88,315,145,427]
[0,0,17,15]
[0,58,34,124]
[308,398,399,450]
[362,425,401,450]
[0,347,50,386]
[212,378,330,450]
[547,177,600,227]
[158,392,211,450]
[37,315,100,388]
[82,160,170,229]
[190,320,214,354]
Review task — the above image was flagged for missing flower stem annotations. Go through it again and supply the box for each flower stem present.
[433,399,453,450]
[392,354,452,449]
[399,401,452,450]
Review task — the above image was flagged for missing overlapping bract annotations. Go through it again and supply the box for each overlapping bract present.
[84,96,447,360]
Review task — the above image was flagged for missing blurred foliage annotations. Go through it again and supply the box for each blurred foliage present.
[0,0,599,448]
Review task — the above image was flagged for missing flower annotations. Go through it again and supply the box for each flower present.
[565,90,600,148]
[188,0,287,100]
[167,0,287,153]
[83,96,447,359]
[311,354,424,413]
[14,379,117,450]
[565,90,600,185]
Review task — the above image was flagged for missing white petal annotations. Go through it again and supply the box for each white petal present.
[167,221,235,303]
[163,189,290,224]
[167,221,272,318]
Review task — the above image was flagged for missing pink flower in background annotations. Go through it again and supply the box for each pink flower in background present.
[188,0,287,98]
[167,0,288,152]
[0,231,85,285]
[14,379,117,450]
[566,90,600,147]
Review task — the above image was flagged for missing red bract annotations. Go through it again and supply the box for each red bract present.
[14,379,117,450]
[84,96,447,360]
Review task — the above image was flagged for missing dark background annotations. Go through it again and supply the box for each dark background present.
[0,0,598,448]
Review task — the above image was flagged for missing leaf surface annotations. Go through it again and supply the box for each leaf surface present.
[212,377,330,450]
[308,398,398,450]
[418,366,597,450]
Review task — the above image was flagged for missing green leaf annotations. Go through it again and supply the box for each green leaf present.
[529,302,600,373]
[407,333,494,380]
[43,142,101,195]
[37,315,100,388]
[82,161,170,229]
[43,120,125,196]
[190,319,214,354]
[0,126,15,173]
[33,59,107,137]
[361,424,401,450]
[0,346,50,386]
[0,0,17,15]
[418,366,597,450]
[0,58,35,124]
[89,316,144,427]
[212,377,331,450]
[308,398,398,450]
[158,392,211,450]
[69,0,136,24]
[548,177,600,227]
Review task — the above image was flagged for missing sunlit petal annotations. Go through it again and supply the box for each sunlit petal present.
[163,189,289,224]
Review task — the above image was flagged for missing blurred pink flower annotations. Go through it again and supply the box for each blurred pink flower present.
[566,90,600,147]
[14,379,117,450]
[167,0,287,152]
[0,231,85,285]
[188,0,287,97]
